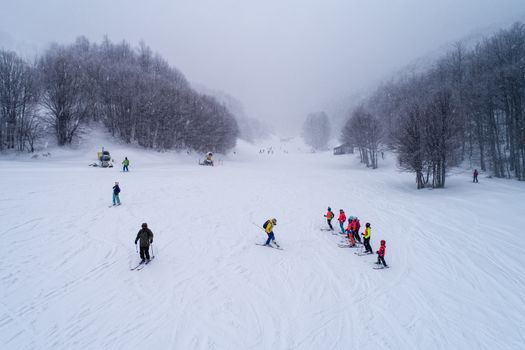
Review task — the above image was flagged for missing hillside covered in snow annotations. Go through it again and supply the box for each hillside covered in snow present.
[1,132,524,350]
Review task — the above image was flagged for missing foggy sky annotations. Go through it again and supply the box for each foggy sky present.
[1,0,524,134]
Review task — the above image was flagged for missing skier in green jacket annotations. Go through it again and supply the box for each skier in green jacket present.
[122,157,130,172]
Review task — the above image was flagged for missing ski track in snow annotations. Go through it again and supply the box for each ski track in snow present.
[1,140,525,350]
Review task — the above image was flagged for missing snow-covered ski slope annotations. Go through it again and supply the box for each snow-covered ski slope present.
[1,133,524,350]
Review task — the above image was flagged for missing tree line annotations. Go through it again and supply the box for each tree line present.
[0,36,239,154]
[341,22,525,188]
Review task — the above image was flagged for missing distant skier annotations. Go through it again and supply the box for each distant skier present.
[352,217,362,244]
[362,222,373,254]
[473,169,478,183]
[122,157,129,172]
[376,240,388,267]
[337,209,346,234]
[134,223,154,263]
[263,218,278,247]
[112,181,121,206]
[324,207,334,230]
[345,217,356,246]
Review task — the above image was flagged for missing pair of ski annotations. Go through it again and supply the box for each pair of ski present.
[255,243,283,250]
[355,252,373,256]
[320,228,344,235]
[109,203,122,208]
[338,244,359,248]
[373,263,390,270]
[338,240,363,247]
[130,257,154,271]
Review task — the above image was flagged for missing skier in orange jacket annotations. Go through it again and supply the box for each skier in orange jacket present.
[324,207,335,230]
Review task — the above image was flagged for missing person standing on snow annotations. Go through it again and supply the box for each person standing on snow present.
[134,223,154,262]
[263,218,278,246]
[473,169,479,183]
[352,217,362,244]
[376,240,388,267]
[337,209,346,234]
[324,207,335,230]
[112,181,121,206]
[122,157,130,172]
[362,222,373,254]
[345,217,356,246]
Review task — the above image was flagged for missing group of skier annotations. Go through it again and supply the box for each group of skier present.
[325,207,388,268]
[112,154,388,269]
[256,209,388,268]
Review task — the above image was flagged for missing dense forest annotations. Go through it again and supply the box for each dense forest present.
[341,22,525,187]
[0,37,239,154]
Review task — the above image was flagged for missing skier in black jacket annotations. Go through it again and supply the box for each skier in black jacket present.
[112,182,121,206]
[135,223,154,262]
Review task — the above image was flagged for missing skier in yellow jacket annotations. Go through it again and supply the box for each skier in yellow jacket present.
[263,218,278,247]
[362,222,373,254]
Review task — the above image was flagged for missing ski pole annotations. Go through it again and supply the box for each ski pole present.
[251,222,264,230]
[135,243,138,253]
[151,242,155,258]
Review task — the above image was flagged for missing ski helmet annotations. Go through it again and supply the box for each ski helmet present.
[327,207,331,211]
[380,240,386,245]
[142,223,148,228]
[365,222,370,227]
[271,218,277,225]
[340,209,344,212]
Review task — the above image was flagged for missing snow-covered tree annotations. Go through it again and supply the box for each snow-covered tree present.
[302,112,331,150]
[346,21,525,186]
[341,106,382,169]
[21,36,240,153]
[0,49,40,151]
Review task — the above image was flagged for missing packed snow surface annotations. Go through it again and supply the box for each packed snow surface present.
[1,134,524,350]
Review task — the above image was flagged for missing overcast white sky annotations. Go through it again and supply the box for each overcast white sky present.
[1,0,524,133]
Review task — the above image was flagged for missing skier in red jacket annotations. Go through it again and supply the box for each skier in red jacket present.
[352,217,361,244]
[337,209,346,234]
[345,218,356,246]
[376,240,388,267]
